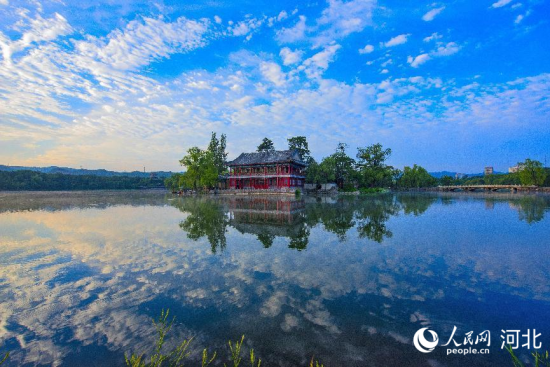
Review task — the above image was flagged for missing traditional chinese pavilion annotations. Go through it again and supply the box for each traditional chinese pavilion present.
[227,149,307,189]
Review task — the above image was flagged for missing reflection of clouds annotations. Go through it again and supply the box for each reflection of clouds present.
[0,194,549,366]
[260,291,287,317]
[281,314,299,332]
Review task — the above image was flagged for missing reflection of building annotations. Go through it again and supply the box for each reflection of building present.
[228,150,306,189]
[226,197,305,225]
[484,166,494,176]
[508,164,524,173]
[224,197,308,247]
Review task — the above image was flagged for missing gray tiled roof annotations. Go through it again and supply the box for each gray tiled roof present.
[228,149,307,166]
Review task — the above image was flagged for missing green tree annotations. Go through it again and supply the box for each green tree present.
[317,143,355,187]
[179,147,219,190]
[356,143,394,188]
[164,173,185,191]
[305,159,321,184]
[518,159,547,186]
[207,132,228,173]
[257,137,275,152]
[287,136,311,162]
[398,164,437,188]
[439,175,455,186]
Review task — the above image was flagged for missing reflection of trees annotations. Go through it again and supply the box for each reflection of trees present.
[397,194,438,216]
[511,196,549,224]
[288,226,310,251]
[257,233,275,248]
[171,197,228,253]
[304,197,356,241]
[354,196,401,243]
[169,193,440,251]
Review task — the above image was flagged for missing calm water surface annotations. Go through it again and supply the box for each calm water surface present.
[0,191,549,366]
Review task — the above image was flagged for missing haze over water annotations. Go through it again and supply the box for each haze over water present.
[0,191,549,366]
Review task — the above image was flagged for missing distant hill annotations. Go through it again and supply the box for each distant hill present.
[428,171,494,178]
[0,165,178,178]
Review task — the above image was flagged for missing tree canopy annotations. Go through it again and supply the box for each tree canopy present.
[518,159,547,186]
[356,143,395,188]
[0,170,164,190]
[207,132,228,173]
[397,164,437,188]
[287,136,311,162]
[257,137,275,152]
[179,147,218,190]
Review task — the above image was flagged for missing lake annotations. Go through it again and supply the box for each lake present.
[0,191,549,366]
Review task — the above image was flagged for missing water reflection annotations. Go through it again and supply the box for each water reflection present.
[172,197,228,253]
[0,191,549,367]
[170,192,550,252]
[170,194,442,250]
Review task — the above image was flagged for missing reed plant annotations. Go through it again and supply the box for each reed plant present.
[124,310,267,367]
[0,352,8,366]
[506,345,550,367]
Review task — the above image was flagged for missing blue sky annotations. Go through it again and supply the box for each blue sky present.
[0,0,549,172]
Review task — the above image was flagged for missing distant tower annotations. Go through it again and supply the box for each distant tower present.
[144,166,146,173]
[484,166,494,176]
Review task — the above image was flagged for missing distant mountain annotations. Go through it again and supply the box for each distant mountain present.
[0,165,178,178]
[429,171,504,178]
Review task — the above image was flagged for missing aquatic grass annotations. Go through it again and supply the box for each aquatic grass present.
[125,309,192,367]
[125,310,269,367]
[506,345,550,367]
[225,335,244,367]
[0,352,8,366]
[249,348,261,367]
[309,357,324,367]
[201,348,216,367]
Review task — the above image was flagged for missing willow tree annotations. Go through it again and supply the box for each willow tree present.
[518,159,547,186]
[179,147,218,190]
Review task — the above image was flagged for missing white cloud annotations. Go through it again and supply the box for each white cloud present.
[313,0,376,46]
[0,0,8,5]
[432,42,461,56]
[75,16,209,70]
[358,44,374,54]
[277,10,288,21]
[299,43,341,79]
[260,61,287,86]
[214,15,222,24]
[275,0,375,47]
[0,13,73,64]
[514,10,531,24]
[280,47,303,65]
[491,0,513,8]
[422,7,445,21]
[407,53,431,68]
[384,34,409,47]
[232,22,250,36]
[229,17,268,38]
[423,32,442,42]
[407,42,461,68]
[276,15,307,43]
